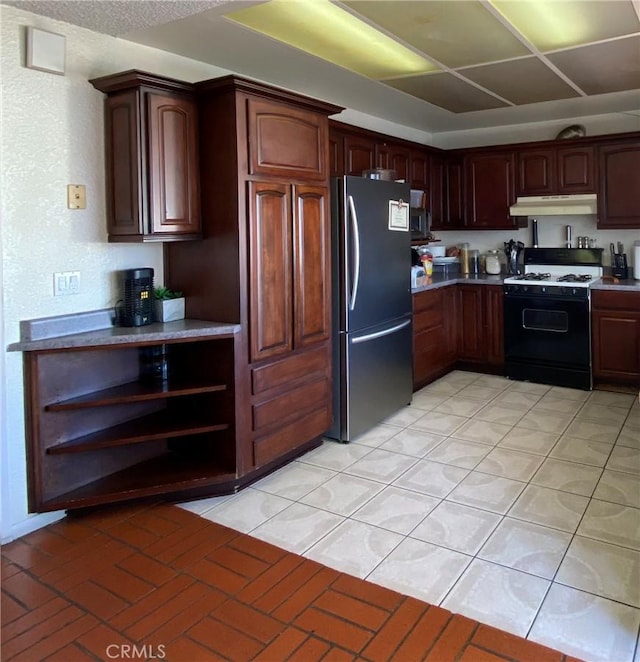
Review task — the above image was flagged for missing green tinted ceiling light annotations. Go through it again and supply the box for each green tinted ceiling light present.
[226,0,439,79]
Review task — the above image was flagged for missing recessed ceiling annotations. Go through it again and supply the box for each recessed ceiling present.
[4,0,640,134]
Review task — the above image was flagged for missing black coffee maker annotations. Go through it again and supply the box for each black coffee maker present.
[504,240,524,275]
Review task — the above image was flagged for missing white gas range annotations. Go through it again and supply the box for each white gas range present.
[503,248,604,390]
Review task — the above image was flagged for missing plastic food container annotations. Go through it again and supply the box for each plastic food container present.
[485,250,501,275]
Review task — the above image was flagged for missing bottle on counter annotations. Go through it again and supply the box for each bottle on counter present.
[459,242,470,275]
[485,250,501,275]
[469,249,480,274]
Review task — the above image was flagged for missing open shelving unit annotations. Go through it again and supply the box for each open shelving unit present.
[23,332,240,512]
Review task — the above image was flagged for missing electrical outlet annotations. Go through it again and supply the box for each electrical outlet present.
[53,271,80,296]
[68,271,80,294]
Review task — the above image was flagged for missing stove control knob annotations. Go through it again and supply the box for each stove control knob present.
[541,286,546,294]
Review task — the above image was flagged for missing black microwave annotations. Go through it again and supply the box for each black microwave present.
[410,208,430,240]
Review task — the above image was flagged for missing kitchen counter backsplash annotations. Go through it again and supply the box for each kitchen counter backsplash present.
[433,217,639,269]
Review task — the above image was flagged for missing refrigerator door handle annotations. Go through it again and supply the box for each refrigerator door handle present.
[348,195,361,311]
[352,319,411,344]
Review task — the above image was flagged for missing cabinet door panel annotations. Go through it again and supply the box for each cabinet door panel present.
[410,150,430,190]
[466,153,515,229]
[106,91,141,236]
[457,285,485,360]
[148,93,200,235]
[247,98,326,180]
[248,182,293,362]
[447,159,465,226]
[329,128,344,177]
[557,146,595,193]
[345,135,375,175]
[429,157,445,229]
[517,149,554,195]
[592,314,640,383]
[387,145,411,182]
[484,286,504,367]
[598,142,640,229]
[293,185,331,348]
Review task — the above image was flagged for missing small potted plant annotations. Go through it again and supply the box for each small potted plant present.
[153,286,185,323]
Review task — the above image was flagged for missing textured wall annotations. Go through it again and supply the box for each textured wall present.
[0,4,232,541]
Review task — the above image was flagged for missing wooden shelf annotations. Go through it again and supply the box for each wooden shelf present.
[47,412,229,454]
[40,452,236,511]
[45,379,227,411]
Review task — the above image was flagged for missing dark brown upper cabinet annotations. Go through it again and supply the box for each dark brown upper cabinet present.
[430,155,465,230]
[517,149,555,195]
[597,141,640,229]
[517,145,595,196]
[465,152,516,229]
[410,150,430,190]
[90,71,201,242]
[247,97,328,181]
[375,142,411,182]
[344,134,376,175]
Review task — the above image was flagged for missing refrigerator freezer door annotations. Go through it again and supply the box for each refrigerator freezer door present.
[334,177,412,333]
[328,315,413,442]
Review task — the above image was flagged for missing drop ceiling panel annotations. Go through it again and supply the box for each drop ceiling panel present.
[385,72,509,113]
[343,0,531,68]
[4,0,640,132]
[461,57,581,105]
[547,35,640,95]
[491,0,640,52]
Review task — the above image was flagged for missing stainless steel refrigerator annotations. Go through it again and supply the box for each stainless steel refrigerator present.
[327,176,413,442]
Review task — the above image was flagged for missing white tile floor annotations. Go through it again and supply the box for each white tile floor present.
[180,371,640,662]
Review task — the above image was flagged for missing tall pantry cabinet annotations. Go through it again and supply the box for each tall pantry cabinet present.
[166,77,342,475]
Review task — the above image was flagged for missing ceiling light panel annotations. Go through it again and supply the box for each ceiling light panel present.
[343,0,531,68]
[385,72,509,113]
[547,35,640,95]
[225,0,439,79]
[461,57,580,105]
[490,0,640,52]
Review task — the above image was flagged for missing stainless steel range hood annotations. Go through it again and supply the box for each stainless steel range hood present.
[509,194,597,217]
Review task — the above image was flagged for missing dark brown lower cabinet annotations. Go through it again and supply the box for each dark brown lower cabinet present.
[457,284,504,370]
[592,290,640,386]
[413,283,504,390]
[250,343,331,467]
[22,333,241,513]
[412,286,457,389]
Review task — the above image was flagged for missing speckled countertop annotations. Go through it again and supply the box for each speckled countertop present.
[591,279,640,291]
[412,273,504,293]
[412,273,640,294]
[8,319,240,352]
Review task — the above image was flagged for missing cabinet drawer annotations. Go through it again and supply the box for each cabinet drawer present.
[247,98,327,180]
[413,288,444,314]
[251,345,329,395]
[253,377,330,433]
[592,290,640,311]
[414,308,443,333]
[253,406,331,467]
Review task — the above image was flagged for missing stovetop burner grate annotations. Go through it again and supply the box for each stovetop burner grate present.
[557,274,593,282]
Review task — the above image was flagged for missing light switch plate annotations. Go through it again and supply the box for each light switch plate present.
[67,184,86,209]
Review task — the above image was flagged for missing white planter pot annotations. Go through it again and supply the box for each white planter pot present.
[154,298,185,323]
